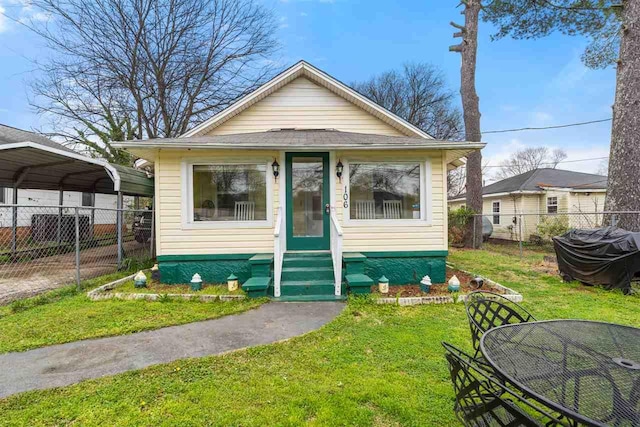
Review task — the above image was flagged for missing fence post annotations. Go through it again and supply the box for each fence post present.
[518,213,524,258]
[116,191,123,270]
[75,206,81,290]
[472,215,477,249]
[611,213,618,227]
[57,188,63,245]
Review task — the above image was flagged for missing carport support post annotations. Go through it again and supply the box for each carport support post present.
[75,207,80,290]
[116,191,123,270]
[150,201,155,258]
[10,186,18,258]
[56,188,64,245]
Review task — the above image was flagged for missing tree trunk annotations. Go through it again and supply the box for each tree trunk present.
[451,0,483,248]
[605,0,640,231]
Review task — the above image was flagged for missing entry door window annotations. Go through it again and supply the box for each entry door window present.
[291,157,324,237]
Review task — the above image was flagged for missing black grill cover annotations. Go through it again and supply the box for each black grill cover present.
[553,227,640,294]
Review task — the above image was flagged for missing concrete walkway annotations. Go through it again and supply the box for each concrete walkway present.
[0,302,344,398]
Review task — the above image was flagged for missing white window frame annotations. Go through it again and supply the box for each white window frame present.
[492,201,501,225]
[547,196,558,214]
[342,159,432,226]
[181,158,274,229]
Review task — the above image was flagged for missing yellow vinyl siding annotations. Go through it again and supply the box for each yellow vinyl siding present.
[156,149,279,255]
[337,150,446,252]
[568,192,607,228]
[208,77,404,137]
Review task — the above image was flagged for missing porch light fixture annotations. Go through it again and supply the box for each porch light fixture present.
[336,160,344,181]
[272,159,280,179]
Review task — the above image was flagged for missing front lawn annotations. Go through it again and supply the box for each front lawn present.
[0,272,264,354]
[0,247,637,426]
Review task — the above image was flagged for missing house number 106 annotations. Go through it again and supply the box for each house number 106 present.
[343,186,349,208]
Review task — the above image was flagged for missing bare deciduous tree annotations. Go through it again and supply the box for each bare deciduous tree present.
[493,147,568,180]
[20,0,279,164]
[351,63,463,140]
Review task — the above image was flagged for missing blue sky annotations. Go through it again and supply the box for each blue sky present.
[0,0,615,179]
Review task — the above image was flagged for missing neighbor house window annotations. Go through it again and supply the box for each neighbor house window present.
[349,163,421,220]
[81,192,94,207]
[492,201,500,225]
[0,187,5,204]
[547,196,558,214]
[192,164,267,222]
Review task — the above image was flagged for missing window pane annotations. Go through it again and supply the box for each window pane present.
[82,192,93,207]
[291,157,324,237]
[492,202,500,225]
[193,164,267,222]
[0,188,5,204]
[349,163,420,220]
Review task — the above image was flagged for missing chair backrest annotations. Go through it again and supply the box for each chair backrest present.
[234,201,255,221]
[383,200,402,219]
[354,200,375,219]
[464,292,536,357]
[442,342,566,427]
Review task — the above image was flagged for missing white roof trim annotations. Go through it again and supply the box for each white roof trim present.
[0,141,121,192]
[181,60,433,139]
[115,140,483,151]
[448,190,544,203]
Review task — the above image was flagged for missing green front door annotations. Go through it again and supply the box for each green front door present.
[286,152,330,251]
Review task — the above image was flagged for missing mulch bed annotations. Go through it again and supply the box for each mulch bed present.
[371,267,505,297]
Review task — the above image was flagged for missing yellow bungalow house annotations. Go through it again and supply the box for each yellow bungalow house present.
[115,61,484,300]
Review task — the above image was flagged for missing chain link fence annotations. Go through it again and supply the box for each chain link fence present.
[468,211,640,256]
[0,204,154,303]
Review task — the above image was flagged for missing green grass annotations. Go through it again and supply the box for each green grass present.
[115,280,245,295]
[0,247,638,426]
[0,272,264,354]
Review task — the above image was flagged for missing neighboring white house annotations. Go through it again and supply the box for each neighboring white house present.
[448,168,608,241]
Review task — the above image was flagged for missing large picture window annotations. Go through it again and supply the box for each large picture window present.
[349,163,421,220]
[192,164,267,222]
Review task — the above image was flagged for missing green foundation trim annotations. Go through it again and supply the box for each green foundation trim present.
[158,253,273,285]
[360,250,448,258]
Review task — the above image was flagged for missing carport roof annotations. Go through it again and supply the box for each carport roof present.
[0,124,154,197]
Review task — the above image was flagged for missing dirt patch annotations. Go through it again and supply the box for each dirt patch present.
[371,267,505,297]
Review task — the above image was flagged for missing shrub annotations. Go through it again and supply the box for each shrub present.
[536,215,570,241]
[448,207,475,246]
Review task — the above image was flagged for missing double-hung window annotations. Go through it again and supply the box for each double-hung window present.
[0,187,5,204]
[347,162,428,222]
[190,163,268,223]
[492,201,501,225]
[547,196,558,214]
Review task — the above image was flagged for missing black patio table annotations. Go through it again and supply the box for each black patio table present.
[480,320,640,427]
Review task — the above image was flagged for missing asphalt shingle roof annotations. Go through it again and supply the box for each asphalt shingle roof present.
[0,124,77,153]
[452,168,608,200]
[118,129,457,148]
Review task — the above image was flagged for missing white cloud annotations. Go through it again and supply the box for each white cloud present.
[278,16,289,28]
[300,12,308,16]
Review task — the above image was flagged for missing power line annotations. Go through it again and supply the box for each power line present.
[480,118,612,135]
[483,156,609,168]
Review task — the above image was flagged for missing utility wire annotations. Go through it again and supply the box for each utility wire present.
[477,118,612,135]
[483,156,609,168]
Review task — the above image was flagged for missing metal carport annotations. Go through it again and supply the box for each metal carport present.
[0,130,154,269]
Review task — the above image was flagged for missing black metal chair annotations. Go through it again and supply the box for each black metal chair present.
[442,342,568,427]
[464,291,536,358]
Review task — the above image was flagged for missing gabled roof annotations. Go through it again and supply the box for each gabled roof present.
[181,60,433,139]
[0,123,75,153]
[450,168,608,201]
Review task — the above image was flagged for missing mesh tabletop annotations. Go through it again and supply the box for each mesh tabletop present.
[481,320,640,427]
